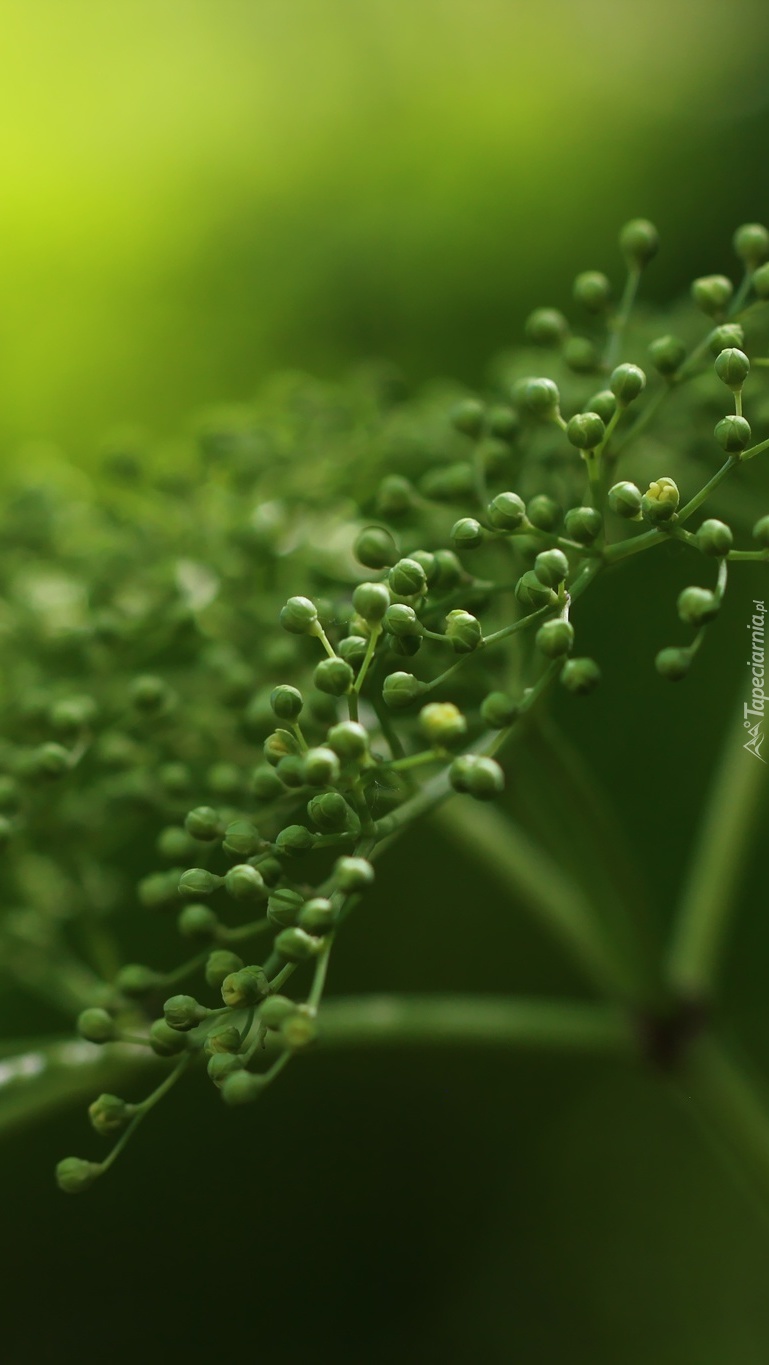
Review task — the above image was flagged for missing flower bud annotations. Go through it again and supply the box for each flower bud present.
[56,1157,100,1194]
[354,525,398,569]
[259,995,299,1030]
[450,517,484,551]
[524,307,568,347]
[129,674,171,713]
[156,826,198,863]
[383,604,422,639]
[524,378,561,419]
[641,478,679,523]
[274,824,315,857]
[573,270,612,313]
[0,776,20,813]
[431,549,464,588]
[480,692,520,728]
[275,755,306,788]
[222,821,261,860]
[525,495,561,532]
[221,966,269,1008]
[515,571,558,611]
[714,415,751,453]
[263,728,301,766]
[89,1093,134,1138]
[691,275,733,316]
[29,742,70,779]
[267,890,305,931]
[449,754,505,800]
[486,405,518,439]
[695,519,733,557]
[487,491,526,531]
[77,1008,117,1044]
[270,685,304,721]
[307,791,350,834]
[376,474,416,515]
[444,609,482,653]
[335,856,375,892]
[536,619,575,658]
[338,635,369,667]
[207,1053,245,1088]
[677,587,720,626]
[419,702,467,747]
[715,348,750,392]
[298,897,336,934]
[281,1012,318,1050]
[586,389,617,424]
[563,336,600,373]
[708,323,744,356]
[327,721,369,761]
[279,596,318,634]
[177,903,220,939]
[312,658,353,698]
[224,864,266,903]
[450,398,485,438]
[560,657,601,695]
[48,695,98,736]
[648,335,687,376]
[609,363,646,406]
[221,1071,268,1106]
[147,1018,187,1056]
[164,994,209,1031]
[420,462,475,501]
[566,412,606,450]
[655,647,691,681]
[205,949,244,990]
[352,581,390,624]
[388,557,428,598]
[274,927,322,962]
[184,806,223,841]
[383,671,426,708]
[733,222,769,268]
[252,764,284,800]
[619,219,659,267]
[563,506,603,544]
[178,867,223,898]
[752,263,769,300]
[115,963,163,997]
[752,515,769,547]
[608,481,643,519]
[534,548,569,587]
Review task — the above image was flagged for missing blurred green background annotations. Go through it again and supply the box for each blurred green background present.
[3,3,769,1362]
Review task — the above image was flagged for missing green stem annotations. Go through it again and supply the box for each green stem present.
[605,266,641,369]
[665,695,768,1002]
[678,457,739,522]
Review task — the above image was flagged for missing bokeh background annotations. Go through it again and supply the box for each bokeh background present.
[3,2,769,1361]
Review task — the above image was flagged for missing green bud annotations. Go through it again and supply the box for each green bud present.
[563,336,600,373]
[526,495,561,532]
[536,619,575,658]
[221,1071,267,1106]
[486,405,519,440]
[691,274,733,316]
[648,335,687,376]
[56,1157,100,1194]
[480,692,520,729]
[524,378,561,419]
[205,949,244,990]
[376,474,416,515]
[224,864,266,902]
[298,897,336,934]
[585,389,617,424]
[752,262,769,300]
[259,995,299,1030]
[263,728,301,766]
[383,603,422,639]
[383,671,426,708]
[267,887,305,928]
[715,347,750,392]
[409,550,439,584]
[515,571,558,612]
[487,491,526,532]
[275,755,306,789]
[281,1012,318,1050]
[524,307,568,347]
[149,1018,189,1056]
[29,742,70,779]
[449,754,505,800]
[733,222,769,268]
[419,702,467,747]
[714,415,751,453]
[338,635,369,667]
[561,657,601,695]
[696,519,733,557]
[308,790,351,833]
[420,462,475,501]
[354,525,398,569]
[274,824,315,857]
[677,586,719,626]
[388,557,428,597]
[450,398,485,438]
[129,674,171,713]
[609,363,646,406]
[48,695,98,736]
[177,903,220,939]
[431,549,464,588]
[0,776,20,813]
[655,647,691,681]
[279,596,319,634]
[619,218,659,267]
[389,634,421,659]
[608,480,643,519]
[352,581,390,623]
[313,657,354,697]
[156,826,198,863]
[563,506,603,544]
[270,685,304,720]
[302,746,341,787]
[335,856,375,892]
[534,548,569,587]
[184,806,223,841]
[752,515,769,547]
[179,867,223,898]
[274,926,322,962]
[222,821,261,858]
[641,477,679,523]
[708,324,744,357]
[573,270,612,313]
[77,1008,117,1044]
[566,412,606,450]
[221,966,269,1007]
[207,1053,245,1088]
[450,517,484,551]
[115,963,163,997]
[327,721,369,761]
[444,609,482,653]
[164,993,209,1031]
[88,1093,133,1138]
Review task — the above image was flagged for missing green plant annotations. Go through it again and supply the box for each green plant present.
[0,220,767,1200]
